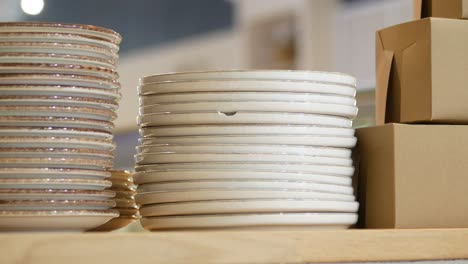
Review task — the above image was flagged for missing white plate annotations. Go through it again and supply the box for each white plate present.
[140,92,356,105]
[0,209,118,232]
[0,199,116,211]
[136,189,355,204]
[0,178,111,190]
[0,157,112,170]
[140,125,355,137]
[0,53,115,70]
[0,128,112,140]
[0,136,115,150]
[0,96,118,110]
[139,79,355,97]
[0,22,122,44]
[0,85,121,101]
[0,116,114,132]
[139,135,357,148]
[0,32,119,52]
[0,168,110,179]
[138,112,352,127]
[135,153,352,166]
[140,102,358,118]
[140,70,356,87]
[136,144,351,158]
[135,163,354,177]
[0,148,113,160]
[0,42,118,61]
[0,189,115,200]
[140,200,359,216]
[137,180,354,195]
[132,170,352,186]
[0,63,119,79]
[0,74,120,90]
[141,213,358,230]
[0,105,116,121]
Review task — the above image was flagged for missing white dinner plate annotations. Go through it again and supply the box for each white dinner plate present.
[140,70,356,87]
[0,199,116,211]
[140,92,356,105]
[132,170,352,186]
[0,168,110,180]
[0,209,118,232]
[138,112,352,127]
[135,163,355,177]
[0,127,112,140]
[136,189,355,204]
[0,148,113,160]
[141,213,358,230]
[139,135,357,148]
[0,189,115,200]
[0,157,112,170]
[136,144,351,158]
[0,96,118,110]
[139,200,359,216]
[0,136,115,150]
[135,153,352,166]
[0,74,120,90]
[0,116,114,132]
[0,63,119,79]
[139,79,355,97]
[140,125,355,137]
[0,178,111,190]
[137,180,354,195]
[0,85,121,101]
[0,53,115,70]
[140,102,358,118]
[0,105,116,121]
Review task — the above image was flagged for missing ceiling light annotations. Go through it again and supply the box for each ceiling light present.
[21,0,44,16]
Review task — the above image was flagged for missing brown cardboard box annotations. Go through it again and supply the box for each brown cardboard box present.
[376,18,468,125]
[413,0,468,19]
[356,123,468,228]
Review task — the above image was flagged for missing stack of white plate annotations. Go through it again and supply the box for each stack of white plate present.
[0,22,121,232]
[135,70,359,231]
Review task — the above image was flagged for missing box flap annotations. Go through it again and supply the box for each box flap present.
[375,31,394,125]
[413,0,423,19]
[415,0,467,19]
[463,0,468,17]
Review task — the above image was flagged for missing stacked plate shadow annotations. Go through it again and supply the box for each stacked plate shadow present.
[135,70,359,230]
[0,22,122,231]
[92,170,139,231]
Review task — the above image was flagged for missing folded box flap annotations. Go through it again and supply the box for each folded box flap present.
[413,0,423,19]
[463,0,468,17]
[375,31,395,125]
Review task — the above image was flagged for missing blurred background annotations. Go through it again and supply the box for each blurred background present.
[0,0,413,170]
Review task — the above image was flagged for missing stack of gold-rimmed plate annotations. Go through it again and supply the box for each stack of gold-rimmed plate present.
[135,70,359,231]
[0,22,121,232]
[92,170,139,231]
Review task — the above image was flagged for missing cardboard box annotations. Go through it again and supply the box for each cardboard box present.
[356,123,468,228]
[413,0,468,19]
[376,18,468,125]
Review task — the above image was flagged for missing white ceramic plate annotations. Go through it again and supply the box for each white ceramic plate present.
[132,170,352,186]
[0,117,114,132]
[0,96,118,110]
[0,157,112,170]
[136,189,355,204]
[141,212,358,230]
[137,180,354,195]
[0,42,118,61]
[140,125,355,137]
[136,144,351,158]
[0,128,112,140]
[0,32,119,52]
[0,74,120,90]
[140,200,359,216]
[140,92,356,105]
[0,63,119,79]
[139,79,355,97]
[138,112,352,127]
[0,136,115,150]
[90,215,139,232]
[0,199,116,210]
[135,163,355,177]
[0,53,115,70]
[140,70,356,87]
[0,105,116,121]
[0,148,113,160]
[0,168,110,179]
[139,135,357,148]
[0,189,115,200]
[0,85,121,101]
[140,102,358,118]
[0,178,111,190]
[135,153,352,166]
[0,209,119,232]
[0,22,122,44]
